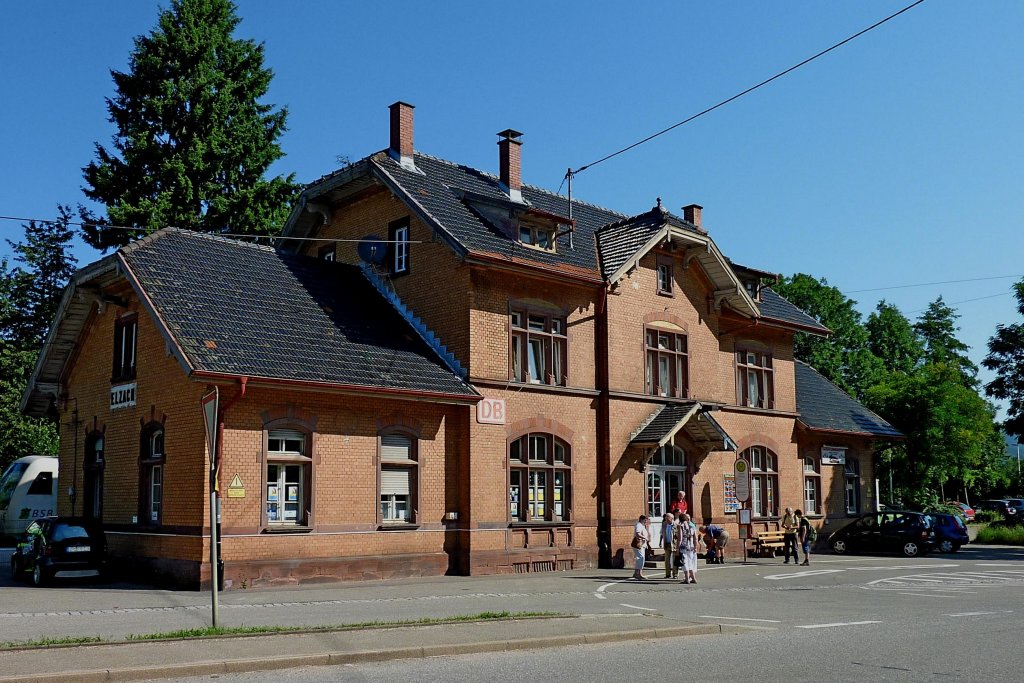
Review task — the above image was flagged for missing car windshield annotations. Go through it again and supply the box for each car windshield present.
[52,523,93,542]
[0,462,29,507]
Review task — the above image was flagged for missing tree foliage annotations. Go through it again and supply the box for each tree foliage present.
[914,296,978,387]
[81,0,298,250]
[984,279,1024,437]
[0,208,78,470]
[866,300,923,376]
[771,273,883,400]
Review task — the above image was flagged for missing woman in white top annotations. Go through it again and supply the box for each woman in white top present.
[632,515,650,580]
[677,513,698,584]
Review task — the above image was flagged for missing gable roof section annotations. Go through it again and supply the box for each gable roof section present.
[795,360,902,438]
[630,401,737,451]
[119,229,477,400]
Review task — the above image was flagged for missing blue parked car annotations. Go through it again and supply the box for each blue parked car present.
[932,512,969,553]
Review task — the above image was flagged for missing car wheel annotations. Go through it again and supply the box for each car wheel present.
[937,539,954,553]
[902,541,921,557]
[831,539,848,555]
[32,564,49,587]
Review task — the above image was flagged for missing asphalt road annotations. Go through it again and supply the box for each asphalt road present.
[2,545,1023,681]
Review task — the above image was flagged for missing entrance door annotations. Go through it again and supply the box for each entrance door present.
[646,444,687,548]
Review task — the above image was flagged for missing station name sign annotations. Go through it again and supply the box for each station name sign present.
[110,382,137,410]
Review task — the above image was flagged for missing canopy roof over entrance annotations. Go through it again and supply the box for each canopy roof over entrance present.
[630,402,737,452]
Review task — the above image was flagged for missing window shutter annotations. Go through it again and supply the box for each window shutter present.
[381,469,411,495]
[270,429,305,441]
[381,434,413,462]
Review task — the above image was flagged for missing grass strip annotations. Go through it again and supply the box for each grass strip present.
[0,611,564,649]
[975,524,1024,545]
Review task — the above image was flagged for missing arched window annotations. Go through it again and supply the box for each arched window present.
[742,446,778,518]
[803,456,820,516]
[140,425,165,525]
[379,431,418,524]
[264,427,312,527]
[508,433,571,522]
[83,433,104,520]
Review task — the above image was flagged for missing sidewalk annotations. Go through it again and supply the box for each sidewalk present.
[0,615,726,683]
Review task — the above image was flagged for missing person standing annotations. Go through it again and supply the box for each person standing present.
[668,490,688,518]
[781,507,800,564]
[632,515,650,580]
[678,513,698,584]
[797,509,812,566]
[662,513,679,579]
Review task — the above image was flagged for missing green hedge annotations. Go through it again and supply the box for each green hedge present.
[975,525,1024,545]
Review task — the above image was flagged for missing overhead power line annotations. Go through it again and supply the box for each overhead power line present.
[847,274,1023,294]
[564,0,927,181]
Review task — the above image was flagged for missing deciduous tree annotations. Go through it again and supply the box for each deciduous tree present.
[984,279,1024,437]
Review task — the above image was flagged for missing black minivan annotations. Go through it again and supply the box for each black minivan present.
[10,517,107,586]
[829,511,935,557]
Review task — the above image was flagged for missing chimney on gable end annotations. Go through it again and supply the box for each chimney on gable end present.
[682,204,703,231]
[389,101,416,171]
[497,129,523,202]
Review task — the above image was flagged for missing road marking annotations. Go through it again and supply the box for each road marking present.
[848,564,958,571]
[619,603,657,611]
[764,570,843,580]
[946,611,995,616]
[897,592,955,598]
[976,563,1020,567]
[699,615,781,623]
[795,620,882,629]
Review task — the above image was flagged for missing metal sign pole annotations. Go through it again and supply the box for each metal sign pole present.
[201,388,220,628]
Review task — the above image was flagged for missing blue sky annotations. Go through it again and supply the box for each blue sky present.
[1,1,1021,416]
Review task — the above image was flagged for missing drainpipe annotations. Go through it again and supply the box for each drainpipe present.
[596,286,612,568]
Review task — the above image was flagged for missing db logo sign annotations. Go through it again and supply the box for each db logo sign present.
[476,398,506,425]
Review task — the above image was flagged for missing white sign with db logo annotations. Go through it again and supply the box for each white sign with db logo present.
[476,398,506,425]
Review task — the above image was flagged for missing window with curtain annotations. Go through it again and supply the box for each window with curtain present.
[736,349,774,409]
[742,446,778,517]
[645,327,688,398]
[510,308,567,386]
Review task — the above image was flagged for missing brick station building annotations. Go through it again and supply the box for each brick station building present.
[24,102,900,588]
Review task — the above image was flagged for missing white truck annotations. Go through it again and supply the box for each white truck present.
[0,455,58,537]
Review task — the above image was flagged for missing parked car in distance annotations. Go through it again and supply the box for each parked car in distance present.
[1002,498,1024,516]
[943,501,975,522]
[10,517,107,586]
[932,512,970,553]
[829,511,935,557]
[977,499,1018,519]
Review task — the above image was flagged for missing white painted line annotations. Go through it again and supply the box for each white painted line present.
[795,620,882,629]
[764,569,843,580]
[896,592,955,598]
[594,593,606,600]
[849,564,958,571]
[699,615,782,623]
[619,604,658,611]
[946,611,995,617]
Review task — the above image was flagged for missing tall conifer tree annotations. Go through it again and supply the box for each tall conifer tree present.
[82,0,298,249]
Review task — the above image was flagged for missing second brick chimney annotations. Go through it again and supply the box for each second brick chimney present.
[682,204,703,231]
[389,101,416,171]
[497,129,523,202]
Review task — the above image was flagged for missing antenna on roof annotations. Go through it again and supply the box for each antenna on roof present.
[566,168,575,250]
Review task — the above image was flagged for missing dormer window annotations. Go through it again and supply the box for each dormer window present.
[519,222,555,251]
[744,280,759,300]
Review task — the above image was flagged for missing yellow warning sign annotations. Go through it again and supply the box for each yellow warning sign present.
[227,474,245,498]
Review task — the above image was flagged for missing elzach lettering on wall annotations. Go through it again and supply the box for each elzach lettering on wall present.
[110,382,137,410]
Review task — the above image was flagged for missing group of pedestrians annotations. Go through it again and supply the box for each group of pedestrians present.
[781,506,814,566]
[631,494,815,580]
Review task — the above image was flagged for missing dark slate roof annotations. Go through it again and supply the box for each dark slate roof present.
[632,402,701,443]
[593,204,703,280]
[795,361,902,437]
[373,151,623,277]
[759,288,830,333]
[121,228,476,398]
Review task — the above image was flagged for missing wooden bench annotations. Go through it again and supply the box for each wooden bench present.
[750,530,787,557]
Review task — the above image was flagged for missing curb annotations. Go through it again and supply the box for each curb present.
[3,623,724,683]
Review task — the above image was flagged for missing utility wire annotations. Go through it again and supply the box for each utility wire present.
[848,274,1023,294]
[565,0,927,180]
[0,215,420,244]
[904,291,1012,316]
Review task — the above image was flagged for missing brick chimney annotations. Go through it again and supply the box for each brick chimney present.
[389,101,416,171]
[497,129,523,202]
[682,204,703,230]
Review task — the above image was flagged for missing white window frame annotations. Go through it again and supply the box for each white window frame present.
[380,432,417,524]
[393,225,409,273]
[265,428,312,527]
[803,456,820,516]
[743,446,778,518]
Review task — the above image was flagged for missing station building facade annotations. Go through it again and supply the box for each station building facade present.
[24,102,900,588]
